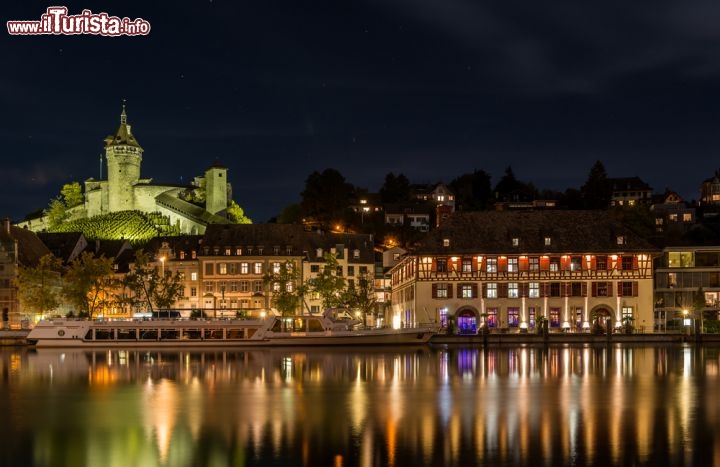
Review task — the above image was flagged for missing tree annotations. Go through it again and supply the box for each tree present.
[227,200,252,224]
[307,253,347,309]
[61,182,84,208]
[379,172,411,204]
[62,252,115,319]
[14,254,63,318]
[124,250,185,312]
[300,169,354,229]
[262,260,306,315]
[494,166,535,203]
[581,160,611,209]
[343,270,377,327]
[449,170,492,211]
[276,203,303,224]
[45,197,67,230]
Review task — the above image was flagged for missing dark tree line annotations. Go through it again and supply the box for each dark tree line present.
[273,160,707,247]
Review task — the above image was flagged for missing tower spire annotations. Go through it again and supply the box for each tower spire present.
[120,98,127,125]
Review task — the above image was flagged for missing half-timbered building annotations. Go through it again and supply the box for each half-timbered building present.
[390,211,659,333]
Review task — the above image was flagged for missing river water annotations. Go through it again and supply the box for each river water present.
[0,344,717,467]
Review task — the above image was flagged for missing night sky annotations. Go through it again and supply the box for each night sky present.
[4,1,720,223]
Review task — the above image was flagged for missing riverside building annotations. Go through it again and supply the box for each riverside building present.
[390,211,658,333]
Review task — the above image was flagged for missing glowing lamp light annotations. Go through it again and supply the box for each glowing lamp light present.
[519,322,528,330]
[392,315,401,330]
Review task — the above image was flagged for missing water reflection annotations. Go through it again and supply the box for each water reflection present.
[1,345,719,466]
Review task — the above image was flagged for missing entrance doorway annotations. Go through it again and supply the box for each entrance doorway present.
[457,309,477,334]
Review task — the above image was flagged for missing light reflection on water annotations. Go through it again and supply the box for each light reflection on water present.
[0,345,719,466]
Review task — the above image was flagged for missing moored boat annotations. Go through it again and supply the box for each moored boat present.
[26,310,435,348]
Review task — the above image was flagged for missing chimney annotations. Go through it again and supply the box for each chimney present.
[2,218,10,235]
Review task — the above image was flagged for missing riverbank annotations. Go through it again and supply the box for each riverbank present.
[0,330,30,346]
[4,329,719,347]
[429,331,718,345]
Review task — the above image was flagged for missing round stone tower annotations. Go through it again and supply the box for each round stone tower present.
[104,103,143,212]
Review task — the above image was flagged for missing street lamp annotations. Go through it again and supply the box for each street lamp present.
[683,309,691,335]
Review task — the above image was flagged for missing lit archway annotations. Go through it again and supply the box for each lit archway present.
[455,307,478,335]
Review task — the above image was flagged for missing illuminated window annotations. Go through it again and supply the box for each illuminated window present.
[669,213,678,222]
[190,272,197,281]
[544,237,552,246]
[460,284,474,298]
[508,258,518,272]
[668,252,694,268]
[218,263,227,275]
[683,213,692,222]
[254,263,263,274]
[462,259,472,273]
[508,282,519,298]
[529,282,540,298]
[240,262,249,274]
[549,308,560,327]
[486,283,497,298]
[443,238,450,247]
[512,237,519,247]
[508,307,519,326]
[616,235,626,245]
[486,258,498,273]
[272,262,281,273]
[529,257,539,272]
[434,283,449,298]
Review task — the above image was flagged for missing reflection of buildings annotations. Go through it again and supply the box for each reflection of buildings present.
[390,211,658,333]
[654,246,720,329]
[8,346,710,467]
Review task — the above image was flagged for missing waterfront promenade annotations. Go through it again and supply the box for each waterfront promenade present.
[4,327,714,346]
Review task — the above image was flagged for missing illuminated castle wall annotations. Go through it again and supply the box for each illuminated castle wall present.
[19,106,230,235]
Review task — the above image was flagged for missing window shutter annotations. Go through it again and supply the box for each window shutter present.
[456,284,462,297]
[499,283,508,298]
[581,283,588,297]
[471,284,478,298]
[482,283,487,298]
[632,281,638,297]
[591,282,597,297]
[617,282,623,297]
[432,283,438,298]
[447,284,453,299]
[633,256,639,270]
[561,283,569,297]
[521,283,529,297]
[607,282,613,297]
[540,283,548,297]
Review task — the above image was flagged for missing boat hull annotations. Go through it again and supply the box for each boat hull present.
[26,319,434,348]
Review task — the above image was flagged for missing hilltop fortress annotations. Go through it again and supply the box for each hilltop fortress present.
[19,105,232,235]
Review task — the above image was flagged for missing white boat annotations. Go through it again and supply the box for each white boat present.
[26,310,436,348]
